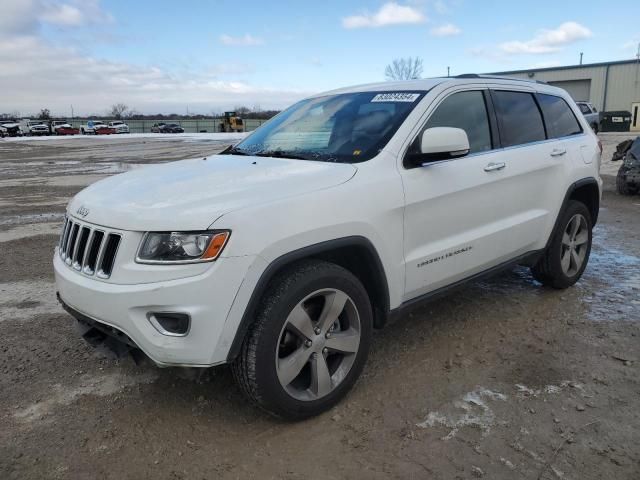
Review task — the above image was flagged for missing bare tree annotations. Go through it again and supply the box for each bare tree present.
[109,103,129,119]
[38,108,51,120]
[384,57,424,81]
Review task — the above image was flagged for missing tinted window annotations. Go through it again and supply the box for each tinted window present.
[422,90,492,153]
[538,94,582,138]
[493,90,546,147]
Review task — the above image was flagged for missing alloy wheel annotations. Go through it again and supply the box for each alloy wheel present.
[560,213,589,277]
[275,288,361,401]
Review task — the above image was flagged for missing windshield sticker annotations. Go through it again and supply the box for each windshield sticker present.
[371,93,420,103]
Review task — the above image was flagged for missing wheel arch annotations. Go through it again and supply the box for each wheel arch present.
[226,236,390,362]
[546,177,600,250]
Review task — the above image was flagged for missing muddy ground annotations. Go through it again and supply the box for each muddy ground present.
[0,134,639,479]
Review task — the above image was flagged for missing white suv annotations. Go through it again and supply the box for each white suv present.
[55,75,602,419]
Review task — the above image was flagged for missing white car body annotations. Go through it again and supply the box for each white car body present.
[108,120,129,134]
[51,121,71,133]
[21,120,49,135]
[55,76,602,368]
[82,121,108,134]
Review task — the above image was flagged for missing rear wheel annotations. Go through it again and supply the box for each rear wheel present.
[232,260,372,419]
[531,200,592,289]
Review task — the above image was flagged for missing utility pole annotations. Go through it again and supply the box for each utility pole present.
[70,104,74,121]
[579,52,583,65]
[447,66,450,77]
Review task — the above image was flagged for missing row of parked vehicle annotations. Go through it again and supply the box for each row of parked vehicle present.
[0,119,130,137]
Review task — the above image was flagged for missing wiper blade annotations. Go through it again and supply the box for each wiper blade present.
[222,146,250,156]
[253,150,311,160]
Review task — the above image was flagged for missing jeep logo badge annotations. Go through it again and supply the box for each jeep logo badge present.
[76,206,90,217]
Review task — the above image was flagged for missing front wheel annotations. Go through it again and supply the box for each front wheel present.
[232,260,372,419]
[531,200,592,289]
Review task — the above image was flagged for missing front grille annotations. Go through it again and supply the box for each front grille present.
[58,217,122,279]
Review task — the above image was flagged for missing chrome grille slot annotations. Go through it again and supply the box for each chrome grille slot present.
[97,234,121,279]
[84,230,104,275]
[73,227,91,270]
[58,218,121,279]
[65,224,80,265]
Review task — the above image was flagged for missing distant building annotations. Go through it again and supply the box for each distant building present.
[491,59,640,131]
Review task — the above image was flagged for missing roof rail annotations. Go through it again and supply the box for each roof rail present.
[453,73,547,85]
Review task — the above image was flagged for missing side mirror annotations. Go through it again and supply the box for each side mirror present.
[406,127,470,167]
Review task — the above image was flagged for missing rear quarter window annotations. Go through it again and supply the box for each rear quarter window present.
[492,90,546,147]
[537,94,583,138]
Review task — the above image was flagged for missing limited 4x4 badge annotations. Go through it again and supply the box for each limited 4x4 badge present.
[417,246,473,268]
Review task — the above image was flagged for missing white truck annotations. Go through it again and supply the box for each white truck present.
[55,75,602,419]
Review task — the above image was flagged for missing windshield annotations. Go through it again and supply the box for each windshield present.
[229,91,425,162]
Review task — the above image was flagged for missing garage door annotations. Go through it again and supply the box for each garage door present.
[547,80,591,102]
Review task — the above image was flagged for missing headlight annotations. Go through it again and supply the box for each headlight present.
[136,230,230,264]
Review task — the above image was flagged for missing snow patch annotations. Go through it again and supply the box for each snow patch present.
[0,222,62,242]
[416,387,507,440]
[14,372,158,423]
[0,281,62,322]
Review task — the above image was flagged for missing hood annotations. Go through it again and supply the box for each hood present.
[68,154,357,231]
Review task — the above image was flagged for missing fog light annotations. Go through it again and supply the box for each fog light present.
[147,312,191,336]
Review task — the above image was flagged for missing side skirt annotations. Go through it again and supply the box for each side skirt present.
[387,249,544,323]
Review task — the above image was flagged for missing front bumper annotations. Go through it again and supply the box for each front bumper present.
[54,251,254,366]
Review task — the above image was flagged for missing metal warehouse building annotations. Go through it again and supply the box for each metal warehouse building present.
[491,59,640,131]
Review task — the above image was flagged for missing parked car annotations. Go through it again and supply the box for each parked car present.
[56,75,602,419]
[56,125,80,135]
[108,120,130,134]
[611,136,640,195]
[50,120,72,134]
[0,120,23,137]
[151,122,184,133]
[81,121,102,134]
[576,102,600,133]
[21,120,49,136]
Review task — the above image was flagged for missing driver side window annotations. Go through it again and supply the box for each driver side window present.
[411,90,492,155]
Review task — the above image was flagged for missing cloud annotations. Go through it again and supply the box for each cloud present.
[219,33,264,46]
[620,37,639,51]
[0,37,307,115]
[342,2,426,29]
[430,23,461,37]
[499,21,592,55]
[0,0,113,35]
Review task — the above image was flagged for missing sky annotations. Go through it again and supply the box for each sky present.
[1,0,639,117]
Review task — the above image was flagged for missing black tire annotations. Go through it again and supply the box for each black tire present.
[232,259,372,420]
[616,166,637,196]
[531,200,592,289]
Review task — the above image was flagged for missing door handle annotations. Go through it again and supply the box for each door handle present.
[550,148,567,157]
[484,162,506,172]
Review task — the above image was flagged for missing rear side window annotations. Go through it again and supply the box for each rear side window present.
[492,90,546,147]
[538,94,583,138]
[422,90,492,154]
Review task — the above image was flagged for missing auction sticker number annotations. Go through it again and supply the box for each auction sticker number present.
[371,93,420,103]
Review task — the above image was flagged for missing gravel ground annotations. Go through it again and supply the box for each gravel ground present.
[0,135,639,480]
